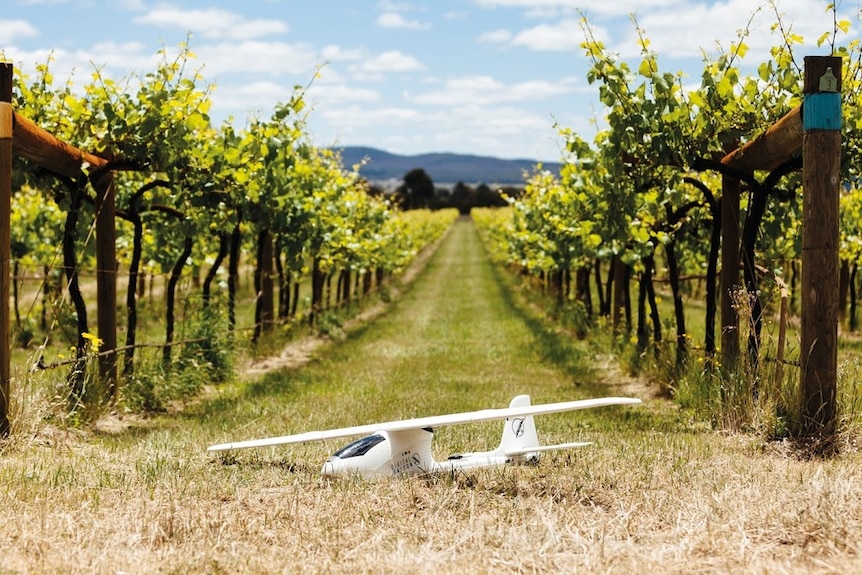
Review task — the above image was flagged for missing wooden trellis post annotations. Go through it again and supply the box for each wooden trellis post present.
[800,55,842,439]
[720,142,740,365]
[92,171,118,395]
[0,63,12,437]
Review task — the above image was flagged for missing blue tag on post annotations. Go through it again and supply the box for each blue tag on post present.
[803,92,842,131]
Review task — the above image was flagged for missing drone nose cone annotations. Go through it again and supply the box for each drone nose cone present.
[321,459,337,477]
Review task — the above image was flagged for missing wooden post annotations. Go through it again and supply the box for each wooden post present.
[720,143,740,366]
[611,255,626,332]
[262,233,274,332]
[0,64,12,437]
[800,55,842,440]
[92,171,118,396]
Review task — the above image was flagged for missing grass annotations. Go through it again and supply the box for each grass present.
[1,216,861,573]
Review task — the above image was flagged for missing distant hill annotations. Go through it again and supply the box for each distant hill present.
[333,146,562,186]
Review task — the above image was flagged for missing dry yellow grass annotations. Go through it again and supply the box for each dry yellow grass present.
[1,218,860,574]
[1,421,860,574]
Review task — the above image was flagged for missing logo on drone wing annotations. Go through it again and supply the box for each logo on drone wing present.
[511,418,525,437]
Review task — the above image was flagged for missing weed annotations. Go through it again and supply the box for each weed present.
[178,306,235,383]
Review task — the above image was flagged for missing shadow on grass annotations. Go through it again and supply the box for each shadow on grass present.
[211,452,320,475]
[91,422,161,441]
[572,403,687,434]
[490,262,598,382]
[182,368,307,423]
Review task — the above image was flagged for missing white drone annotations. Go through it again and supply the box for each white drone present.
[208,394,641,479]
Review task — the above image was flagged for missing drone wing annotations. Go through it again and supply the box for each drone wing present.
[207,396,640,452]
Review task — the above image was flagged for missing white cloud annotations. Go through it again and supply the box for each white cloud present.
[320,44,364,62]
[81,41,158,71]
[9,41,171,87]
[215,81,380,128]
[471,0,569,9]
[309,105,421,153]
[484,0,855,63]
[211,80,295,122]
[377,13,431,30]
[511,19,584,51]
[376,0,413,11]
[113,0,147,10]
[310,65,348,86]
[210,64,570,161]
[413,75,573,106]
[317,104,421,131]
[3,47,84,86]
[133,6,288,41]
[4,42,171,104]
[196,41,319,77]
[412,76,502,105]
[477,29,512,44]
[307,82,380,105]
[0,20,39,44]
[472,0,681,18]
[351,50,424,79]
[374,104,562,160]
[609,0,856,61]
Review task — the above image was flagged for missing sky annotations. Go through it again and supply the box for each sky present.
[1,0,857,162]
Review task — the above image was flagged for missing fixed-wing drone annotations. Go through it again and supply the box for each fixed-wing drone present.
[208,395,641,479]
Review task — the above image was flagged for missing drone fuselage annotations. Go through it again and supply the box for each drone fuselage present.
[322,428,436,478]
[321,422,541,479]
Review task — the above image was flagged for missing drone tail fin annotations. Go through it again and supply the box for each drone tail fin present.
[497,395,541,461]
[497,395,594,461]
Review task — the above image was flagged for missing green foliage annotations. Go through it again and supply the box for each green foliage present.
[119,306,233,413]
[8,39,461,416]
[121,361,204,413]
[86,41,215,174]
[177,305,234,384]
[478,5,862,438]
[10,185,65,270]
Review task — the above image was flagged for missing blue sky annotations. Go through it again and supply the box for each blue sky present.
[1,0,854,161]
